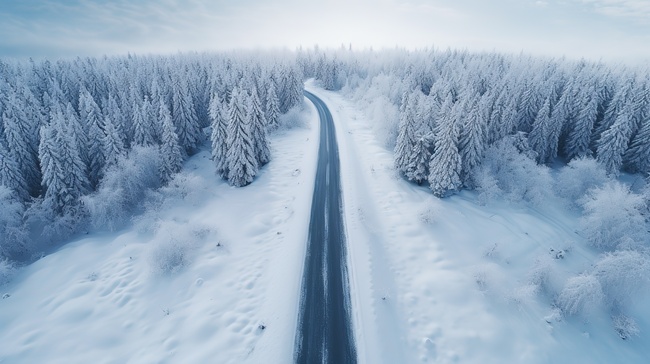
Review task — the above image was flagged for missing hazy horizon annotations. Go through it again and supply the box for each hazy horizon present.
[1,0,649,64]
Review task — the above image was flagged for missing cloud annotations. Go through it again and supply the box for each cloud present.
[0,0,648,63]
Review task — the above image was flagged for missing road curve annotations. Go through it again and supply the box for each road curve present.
[294,91,357,364]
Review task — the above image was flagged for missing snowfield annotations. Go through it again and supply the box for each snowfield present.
[1,82,648,364]
[0,104,319,364]
[307,81,650,364]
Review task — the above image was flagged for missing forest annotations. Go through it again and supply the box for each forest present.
[2,50,649,327]
[0,53,303,261]
[302,48,650,332]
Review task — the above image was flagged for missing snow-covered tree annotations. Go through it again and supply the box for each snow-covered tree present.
[580,182,647,251]
[248,87,271,166]
[404,134,432,185]
[528,97,561,164]
[394,91,419,175]
[159,102,183,183]
[171,73,201,154]
[226,88,258,187]
[2,95,40,196]
[565,85,598,160]
[0,139,29,201]
[459,97,487,180]
[209,93,229,178]
[102,115,126,169]
[265,82,281,130]
[428,95,462,197]
[596,107,635,175]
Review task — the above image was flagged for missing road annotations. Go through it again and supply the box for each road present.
[295,91,357,364]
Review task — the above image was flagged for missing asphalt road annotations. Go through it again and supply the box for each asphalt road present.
[295,91,357,364]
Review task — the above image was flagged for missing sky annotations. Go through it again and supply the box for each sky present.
[0,0,649,63]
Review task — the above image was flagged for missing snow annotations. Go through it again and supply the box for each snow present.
[306,80,650,363]
[1,80,649,363]
[0,103,320,363]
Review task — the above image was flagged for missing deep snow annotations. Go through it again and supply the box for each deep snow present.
[1,82,649,364]
[306,81,650,364]
[0,104,319,364]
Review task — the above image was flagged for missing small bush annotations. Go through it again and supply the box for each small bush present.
[593,250,650,306]
[579,182,647,251]
[612,314,640,340]
[557,274,604,316]
[555,157,609,207]
[83,146,161,231]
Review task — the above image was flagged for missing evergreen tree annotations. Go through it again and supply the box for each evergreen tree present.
[209,93,229,178]
[2,94,40,196]
[248,87,271,166]
[132,100,156,146]
[265,82,281,130]
[159,102,183,183]
[226,88,258,187]
[40,109,90,213]
[394,91,419,174]
[102,115,126,169]
[528,97,561,163]
[0,139,29,201]
[597,106,635,175]
[428,95,462,197]
[404,134,432,185]
[565,85,598,160]
[459,97,487,180]
[80,88,105,187]
[171,74,201,154]
[623,118,650,173]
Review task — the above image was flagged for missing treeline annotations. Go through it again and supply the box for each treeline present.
[0,53,303,260]
[300,49,650,197]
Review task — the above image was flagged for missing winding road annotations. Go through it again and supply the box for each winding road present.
[294,91,357,364]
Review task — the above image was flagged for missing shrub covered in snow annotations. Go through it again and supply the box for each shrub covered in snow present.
[555,157,609,207]
[149,223,214,275]
[593,250,650,307]
[472,134,554,206]
[557,274,604,316]
[82,146,162,231]
[579,182,648,251]
[612,314,640,340]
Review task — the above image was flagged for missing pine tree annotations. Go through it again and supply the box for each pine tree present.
[428,95,462,197]
[40,109,90,213]
[226,88,258,187]
[171,73,202,154]
[159,102,183,183]
[0,139,29,201]
[404,134,432,185]
[596,106,635,175]
[80,88,105,188]
[248,87,271,166]
[209,93,229,178]
[265,82,281,130]
[623,118,650,174]
[459,97,487,180]
[132,100,156,146]
[394,91,419,174]
[2,94,40,196]
[528,97,561,163]
[102,115,126,169]
[565,85,598,160]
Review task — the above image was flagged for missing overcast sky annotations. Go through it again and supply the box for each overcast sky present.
[0,0,648,62]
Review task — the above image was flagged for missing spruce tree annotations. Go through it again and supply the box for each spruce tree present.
[597,106,635,175]
[459,98,487,180]
[528,97,561,163]
[565,85,598,160]
[2,94,40,196]
[265,82,281,130]
[171,74,201,154]
[159,102,183,183]
[248,87,271,166]
[226,88,258,187]
[428,95,462,197]
[0,139,29,201]
[209,93,229,178]
[394,91,418,174]
[404,134,432,185]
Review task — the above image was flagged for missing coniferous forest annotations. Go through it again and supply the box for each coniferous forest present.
[0,53,303,260]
